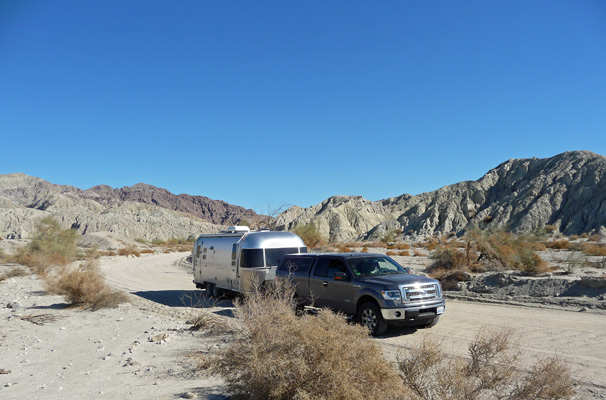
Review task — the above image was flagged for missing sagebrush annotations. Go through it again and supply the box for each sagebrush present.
[211,280,408,400]
[43,259,128,310]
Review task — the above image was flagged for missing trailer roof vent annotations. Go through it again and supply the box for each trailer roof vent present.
[226,226,251,233]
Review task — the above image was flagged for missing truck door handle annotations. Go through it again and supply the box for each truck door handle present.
[323,281,328,286]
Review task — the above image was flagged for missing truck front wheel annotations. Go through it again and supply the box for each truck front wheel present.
[358,302,388,336]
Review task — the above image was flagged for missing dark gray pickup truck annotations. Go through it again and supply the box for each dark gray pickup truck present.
[276,252,445,335]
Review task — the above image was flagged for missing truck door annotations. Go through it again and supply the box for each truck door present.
[308,257,330,308]
[321,258,355,314]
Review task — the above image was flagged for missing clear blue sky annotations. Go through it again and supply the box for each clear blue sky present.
[1,1,605,212]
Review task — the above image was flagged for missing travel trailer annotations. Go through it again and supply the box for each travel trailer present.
[192,226,307,296]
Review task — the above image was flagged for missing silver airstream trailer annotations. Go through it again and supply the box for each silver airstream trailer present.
[192,226,307,295]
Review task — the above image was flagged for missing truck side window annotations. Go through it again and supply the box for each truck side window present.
[278,257,313,273]
[327,259,347,278]
[313,258,330,277]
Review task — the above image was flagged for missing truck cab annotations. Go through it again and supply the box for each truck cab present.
[276,253,445,335]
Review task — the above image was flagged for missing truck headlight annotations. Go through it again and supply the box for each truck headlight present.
[381,290,402,304]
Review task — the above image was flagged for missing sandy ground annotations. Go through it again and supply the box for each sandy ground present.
[2,252,606,399]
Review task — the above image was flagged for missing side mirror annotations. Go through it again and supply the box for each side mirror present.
[333,272,349,281]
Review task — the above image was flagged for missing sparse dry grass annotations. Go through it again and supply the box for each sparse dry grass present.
[582,243,606,256]
[546,240,570,250]
[43,259,129,310]
[397,329,575,400]
[388,243,411,250]
[211,280,408,400]
[429,230,552,282]
[0,266,29,282]
[118,247,141,257]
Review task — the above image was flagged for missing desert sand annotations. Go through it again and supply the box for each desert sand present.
[2,252,606,399]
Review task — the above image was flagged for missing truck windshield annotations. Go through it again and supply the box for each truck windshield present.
[348,256,408,277]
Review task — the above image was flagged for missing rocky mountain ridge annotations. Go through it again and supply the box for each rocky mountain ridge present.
[275,151,606,241]
[1,151,605,242]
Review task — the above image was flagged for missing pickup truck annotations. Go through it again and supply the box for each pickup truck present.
[276,252,445,335]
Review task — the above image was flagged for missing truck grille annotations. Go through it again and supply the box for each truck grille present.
[402,284,439,302]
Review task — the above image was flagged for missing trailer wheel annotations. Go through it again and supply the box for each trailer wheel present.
[203,282,214,297]
[211,285,222,298]
[358,302,388,336]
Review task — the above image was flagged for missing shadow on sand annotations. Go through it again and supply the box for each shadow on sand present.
[132,289,235,311]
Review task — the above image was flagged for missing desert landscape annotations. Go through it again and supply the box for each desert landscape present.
[1,151,606,399]
[1,236,605,399]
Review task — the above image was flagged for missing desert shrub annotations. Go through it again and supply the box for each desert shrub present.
[361,246,369,253]
[140,249,155,254]
[292,222,326,249]
[366,240,388,248]
[547,240,570,250]
[413,249,424,257]
[381,228,399,244]
[212,280,408,400]
[335,245,353,253]
[397,329,575,400]
[182,294,233,334]
[117,247,140,257]
[588,234,602,242]
[580,233,589,239]
[398,250,411,257]
[386,251,397,256]
[430,246,469,271]
[134,238,147,244]
[388,243,411,250]
[43,259,128,310]
[568,234,579,241]
[581,243,606,256]
[15,216,78,271]
[562,252,586,275]
[544,224,558,234]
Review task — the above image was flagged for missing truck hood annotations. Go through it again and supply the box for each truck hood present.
[358,274,439,288]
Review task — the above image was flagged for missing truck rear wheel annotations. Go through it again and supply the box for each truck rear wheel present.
[358,302,388,336]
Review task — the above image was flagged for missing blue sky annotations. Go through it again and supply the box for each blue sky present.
[1,1,605,212]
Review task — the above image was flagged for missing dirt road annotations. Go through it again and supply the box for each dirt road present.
[102,253,606,397]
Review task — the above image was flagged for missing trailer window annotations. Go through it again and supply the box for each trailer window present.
[241,249,264,268]
[299,247,308,253]
[265,248,300,267]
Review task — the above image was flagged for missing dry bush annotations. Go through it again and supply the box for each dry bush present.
[336,245,353,253]
[182,294,233,334]
[569,235,579,241]
[388,242,411,250]
[292,222,326,249]
[361,246,369,253]
[212,280,408,400]
[547,240,570,250]
[366,240,388,249]
[580,233,589,239]
[581,243,606,256]
[588,234,602,242]
[413,249,424,257]
[13,216,78,272]
[117,247,141,257]
[544,225,558,234]
[140,249,155,254]
[397,329,575,400]
[386,251,397,256]
[398,250,411,257]
[43,259,128,310]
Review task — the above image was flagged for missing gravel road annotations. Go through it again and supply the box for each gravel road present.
[101,252,606,398]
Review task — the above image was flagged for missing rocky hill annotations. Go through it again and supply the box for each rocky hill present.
[2,151,605,243]
[275,151,606,241]
[0,174,249,240]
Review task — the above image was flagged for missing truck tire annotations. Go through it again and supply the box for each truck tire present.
[420,315,440,328]
[358,302,388,336]
[204,282,221,298]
